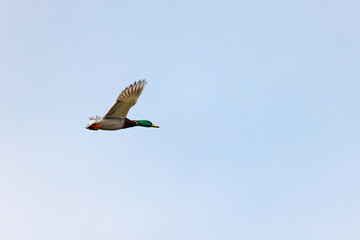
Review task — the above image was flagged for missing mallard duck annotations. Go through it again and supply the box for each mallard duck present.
[86,80,159,131]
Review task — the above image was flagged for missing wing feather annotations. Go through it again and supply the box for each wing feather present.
[104,80,147,118]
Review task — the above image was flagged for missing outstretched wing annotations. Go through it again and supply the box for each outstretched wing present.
[104,80,147,118]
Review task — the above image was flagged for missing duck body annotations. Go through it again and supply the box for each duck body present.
[87,118,138,131]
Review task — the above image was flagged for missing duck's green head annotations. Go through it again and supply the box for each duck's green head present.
[136,120,159,128]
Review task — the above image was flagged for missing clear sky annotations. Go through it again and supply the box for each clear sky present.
[1,0,360,239]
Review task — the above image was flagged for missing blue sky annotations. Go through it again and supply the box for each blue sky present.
[1,0,360,239]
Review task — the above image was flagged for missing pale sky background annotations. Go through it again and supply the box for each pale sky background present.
[1,0,360,239]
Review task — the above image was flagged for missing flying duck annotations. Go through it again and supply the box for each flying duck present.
[86,80,159,131]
